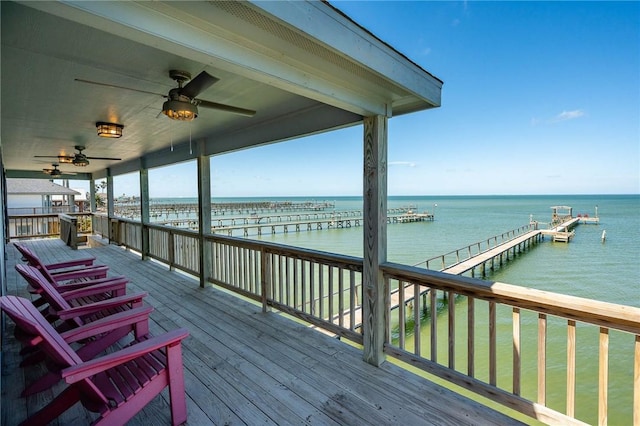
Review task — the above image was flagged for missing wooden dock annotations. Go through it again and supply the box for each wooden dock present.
[442,230,542,275]
[2,240,524,426]
[340,214,583,330]
[212,211,433,237]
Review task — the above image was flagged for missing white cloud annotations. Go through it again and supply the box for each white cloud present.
[389,161,417,167]
[553,109,585,122]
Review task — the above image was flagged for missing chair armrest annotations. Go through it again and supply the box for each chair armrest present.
[60,278,128,301]
[43,257,97,270]
[50,265,109,282]
[60,306,153,343]
[54,276,129,292]
[56,292,147,320]
[62,328,189,383]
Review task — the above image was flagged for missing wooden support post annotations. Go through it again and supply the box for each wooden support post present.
[362,115,388,367]
[106,172,115,243]
[197,148,212,288]
[139,164,150,260]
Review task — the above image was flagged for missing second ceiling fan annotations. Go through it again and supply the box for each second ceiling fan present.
[76,70,256,121]
[35,146,121,167]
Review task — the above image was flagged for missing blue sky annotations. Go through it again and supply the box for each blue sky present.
[89,1,640,198]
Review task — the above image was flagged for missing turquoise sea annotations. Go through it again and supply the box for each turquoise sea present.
[149,194,639,424]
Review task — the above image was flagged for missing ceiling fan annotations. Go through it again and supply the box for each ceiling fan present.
[35,145,121,167]
[43,164,76,177]
[75,70,256,120]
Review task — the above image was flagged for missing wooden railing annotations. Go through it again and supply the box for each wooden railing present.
[382,262,640,426]
[103,216,639,425]
[416,224,536,270]
[8,213,92,239]
[106,218,364,342]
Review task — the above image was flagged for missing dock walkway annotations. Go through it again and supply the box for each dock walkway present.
[442,229,542,275]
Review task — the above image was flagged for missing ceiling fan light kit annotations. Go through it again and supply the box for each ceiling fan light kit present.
[162,99,198,121]
[96,121,124,138]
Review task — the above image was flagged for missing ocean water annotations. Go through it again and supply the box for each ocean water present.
[150,194,639,424]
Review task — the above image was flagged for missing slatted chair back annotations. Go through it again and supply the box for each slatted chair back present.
[1,295,189,425]
[16,264,84,328]
[13,242,108,283]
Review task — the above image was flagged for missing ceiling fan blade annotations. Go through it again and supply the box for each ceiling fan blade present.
[197,99,256,117]
[75,78,167,97]
[34,155,74,160]
[85,156,122,161]
[180,71,218,99]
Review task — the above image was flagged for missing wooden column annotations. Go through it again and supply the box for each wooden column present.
[197,148,212,288]
[362,115,388,366]
[106,171,115,243]
[89,179,96,212]
[139,163,150,260]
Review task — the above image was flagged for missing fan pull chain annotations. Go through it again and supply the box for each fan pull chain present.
[170,124,174,151]
[189,123,193,155]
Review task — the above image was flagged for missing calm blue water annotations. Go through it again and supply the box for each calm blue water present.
[244,194,639,307]
[152,194,639,424]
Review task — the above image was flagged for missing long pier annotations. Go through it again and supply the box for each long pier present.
[114,200,337,220]
[143,208,433,236]
[341,214,589,330]
[214,211,433,237]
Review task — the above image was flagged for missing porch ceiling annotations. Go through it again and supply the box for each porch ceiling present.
[1,1,442,180]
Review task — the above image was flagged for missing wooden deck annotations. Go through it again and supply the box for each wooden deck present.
[2,239,524,425]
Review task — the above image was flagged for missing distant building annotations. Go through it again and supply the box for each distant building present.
[6,178,81,215]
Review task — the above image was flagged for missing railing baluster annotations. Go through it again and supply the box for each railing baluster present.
[293,258,299,310]
[338,267,344,328]
[599,327,609,426]
[489,301,497,386]
[538,313,547,405]
[349,269,356,331]
[634,335,640,426]
[319,264,324,319]
[310,262,315,316]
[301,260,307,314]
[513,307,521,395]
[467,297,475,377]
[414,281,421,357]
[430,289,437,362]
[567,319,576,417]
[399,280,406,350]
[278,254,284,303]
[448,290,455,369]
[328,267,334,326]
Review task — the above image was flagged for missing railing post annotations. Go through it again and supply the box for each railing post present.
[362,115,388,367]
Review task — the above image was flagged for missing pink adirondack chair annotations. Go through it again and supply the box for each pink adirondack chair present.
[16,263,130,309]
[14,242,109,283]
[15,242,99,269]
[15,264,146,336]
[15,265,151,395]
[1,295,189,426]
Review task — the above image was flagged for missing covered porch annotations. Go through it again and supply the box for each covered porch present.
[2,2,639,425]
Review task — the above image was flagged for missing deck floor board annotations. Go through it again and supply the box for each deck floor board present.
[2,239,525,425]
